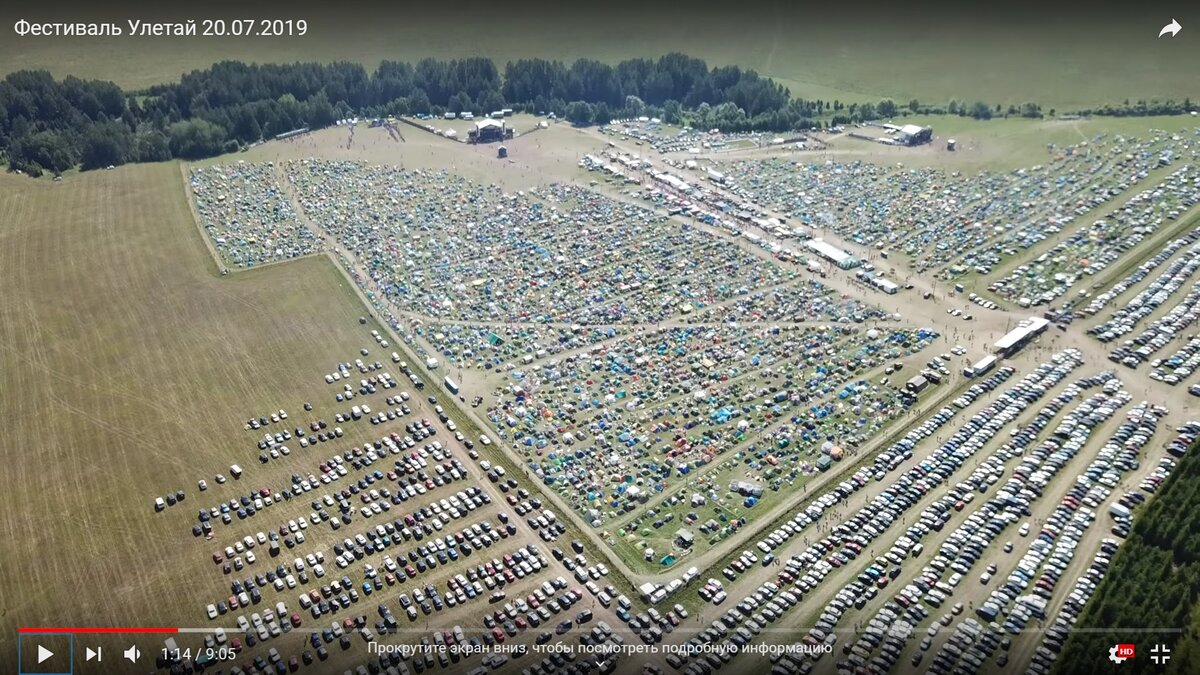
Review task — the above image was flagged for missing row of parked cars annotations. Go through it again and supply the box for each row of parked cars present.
[1022,541,1120,675]
[1079,226,1200,320]
[487,580,589,642]
[928,400,1165,675]
[194,515,541,673]
[199,419,425,534]
[1167,421,1200,458]
[710,351,1086,674]
[1150,334,1200,384]
[1104,278,1200,368]
[823,374,1130,674]
[207,481,501,642]
[666,576,801,675]
[323,355,387,385]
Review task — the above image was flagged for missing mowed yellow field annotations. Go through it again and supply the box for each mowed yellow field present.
[0,163,391,650]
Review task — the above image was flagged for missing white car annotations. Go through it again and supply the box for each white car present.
[207,604,218,620]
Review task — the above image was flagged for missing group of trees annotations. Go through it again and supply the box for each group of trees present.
[1077,97,1195,118]
[0,63,356,175]
[0,54,811,175]
[1054,439,1200,675]
[2,53,1194,176]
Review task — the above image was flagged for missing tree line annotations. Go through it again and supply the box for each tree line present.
[0,54,1193,177]
[0,55,808,176]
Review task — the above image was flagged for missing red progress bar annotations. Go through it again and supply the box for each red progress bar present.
[19,627,179,634]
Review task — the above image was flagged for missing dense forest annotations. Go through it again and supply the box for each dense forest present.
[1053,440,1200,675]
[0,54,1193,176]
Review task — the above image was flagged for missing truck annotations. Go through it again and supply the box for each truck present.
[965,354,997,378]
[1109,503,1131,519]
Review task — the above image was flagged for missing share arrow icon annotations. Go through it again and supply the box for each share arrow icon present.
[1159,19,1182,37]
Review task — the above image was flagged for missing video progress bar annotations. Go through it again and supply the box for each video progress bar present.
[20,627,178,634]
[18,627,234,634]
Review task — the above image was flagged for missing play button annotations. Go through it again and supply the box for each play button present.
[18,633,72,674]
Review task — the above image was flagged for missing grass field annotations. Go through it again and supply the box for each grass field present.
[2,4,1197,110]
[904,114,1200,164]
[0,162,395,648]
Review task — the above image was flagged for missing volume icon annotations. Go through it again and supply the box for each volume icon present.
[123,645,141,663]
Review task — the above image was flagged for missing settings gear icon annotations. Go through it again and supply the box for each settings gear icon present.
[1109,644,1130,664]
